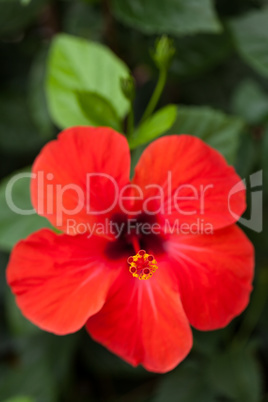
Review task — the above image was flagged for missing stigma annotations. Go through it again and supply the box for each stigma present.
[127,250,158,280]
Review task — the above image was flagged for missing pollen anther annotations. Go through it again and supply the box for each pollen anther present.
[127,250,158,280]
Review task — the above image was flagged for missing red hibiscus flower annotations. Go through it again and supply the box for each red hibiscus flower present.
[6,126,254,373]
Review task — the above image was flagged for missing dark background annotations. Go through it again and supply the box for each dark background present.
[0,0,267,401]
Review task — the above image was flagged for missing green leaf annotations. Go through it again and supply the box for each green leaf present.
[167,106,245,163]
[0,335,58,402]
[0,0,46,36]
[111,0,222,36]
[76,91,122,131]
[235,132,257,178]
[231,79,268,124]
[46,34,130,129]
[229,7,268,77]
[5,287,40,336]
[206,348,262,402]
[43,333,80,389]
[154,361,215,402]
[62,0,102,41]
[0,168,51,252]
[81,335,152,379]
[129,105,177,149]
[172,33,232,78]
[192,327,231,356]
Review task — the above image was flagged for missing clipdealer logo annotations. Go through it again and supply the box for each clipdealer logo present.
[4,170,263,235]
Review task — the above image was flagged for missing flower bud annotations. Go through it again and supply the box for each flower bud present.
[151,35,175,70]
[120,76,135,102]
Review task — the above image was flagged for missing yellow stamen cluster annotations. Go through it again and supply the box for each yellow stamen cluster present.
[127,250,158,280]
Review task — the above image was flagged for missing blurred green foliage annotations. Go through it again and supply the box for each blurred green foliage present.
[0,168,50,252]
[111,0,222,35]
[0,0,267,401]
[46,34,130,128]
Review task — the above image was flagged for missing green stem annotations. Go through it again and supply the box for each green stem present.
[141,68,167,123]
[127,100,134,138]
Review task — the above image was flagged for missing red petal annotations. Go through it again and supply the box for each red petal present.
[86,260,192,373]
[132,135,245,230]
[6,229,120,334]
[31,127,130,235]
[166,225,254,330]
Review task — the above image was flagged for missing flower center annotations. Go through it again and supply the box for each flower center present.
[127,250,158,280]
[105,213,166,262]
